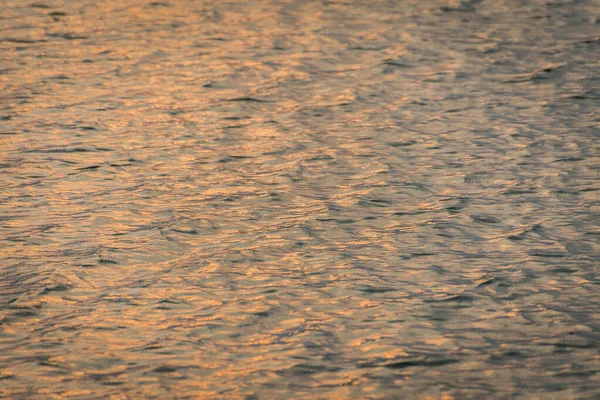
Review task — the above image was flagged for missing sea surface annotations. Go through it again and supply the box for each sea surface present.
[1,0,599,398]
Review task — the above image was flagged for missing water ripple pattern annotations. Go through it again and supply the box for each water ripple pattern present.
[1,0,599,398]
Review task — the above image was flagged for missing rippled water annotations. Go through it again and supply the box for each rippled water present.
[1,0,599,398]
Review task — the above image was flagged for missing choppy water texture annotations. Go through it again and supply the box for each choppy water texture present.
[1,0,599,398]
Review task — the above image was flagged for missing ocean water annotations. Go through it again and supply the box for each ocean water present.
[1,0,599,398]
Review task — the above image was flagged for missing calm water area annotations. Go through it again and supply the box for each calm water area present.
[1,0,599,398]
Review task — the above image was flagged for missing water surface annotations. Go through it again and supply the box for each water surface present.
[1,0,599,398]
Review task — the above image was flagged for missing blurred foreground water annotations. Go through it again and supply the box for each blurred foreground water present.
[1,0,599,398]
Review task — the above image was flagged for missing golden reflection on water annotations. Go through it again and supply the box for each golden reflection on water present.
[1,0,600,398]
